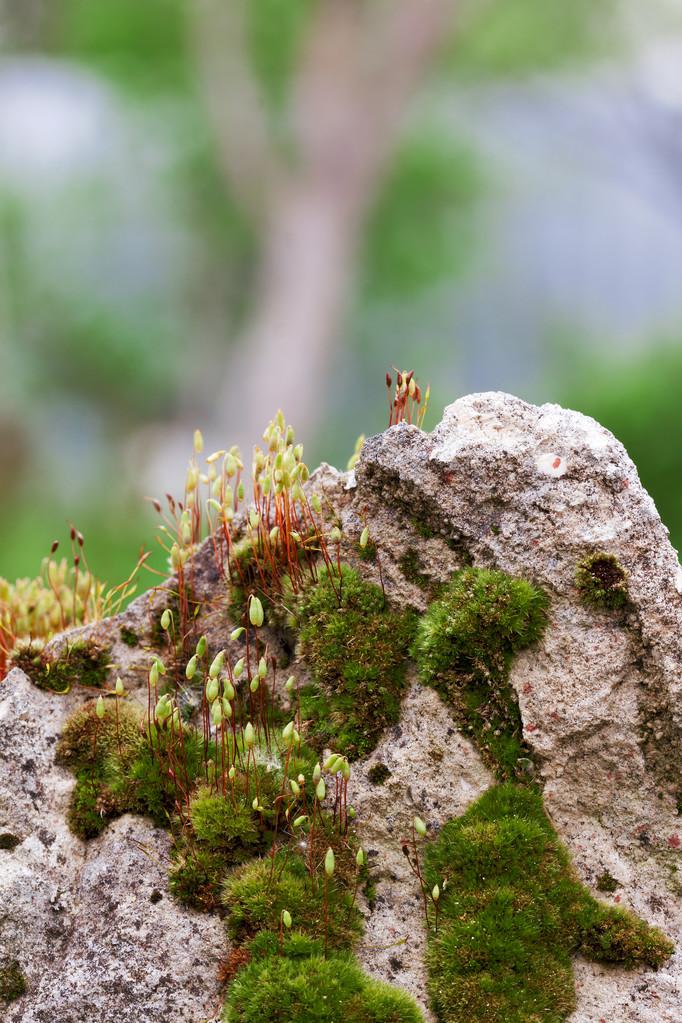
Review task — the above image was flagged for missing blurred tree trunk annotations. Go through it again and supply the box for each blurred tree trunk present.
[192,0,456,453]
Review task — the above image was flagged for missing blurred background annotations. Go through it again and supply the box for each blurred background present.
[1,0,682,586]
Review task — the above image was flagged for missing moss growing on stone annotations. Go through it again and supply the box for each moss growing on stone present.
[423,784,674,1023]
[297,564,414,759]
[13,638,111,692]
[169,786,271,911]
[223,941,424,1023]
[58,698,146,839]
[398,549,430,591]
[595,871,620,894]
[576,552,629,610]
[357,538,378,563]
[412,568,548,780]
[0,833,20,850]
[57,698,144,771]
[58,697,208,838]
[0,960,26,1003]
[223,849,363,952]
[367,763,392,786]
[119,625,139,647]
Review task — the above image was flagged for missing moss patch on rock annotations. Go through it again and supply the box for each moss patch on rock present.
[576,552,629,610]
[412,568,548,780]
[0,960,26,1003]
[398,548,431,591]
[57,697,207,838]
[13,638,111,693]
[223,937,424,1023]
[423,784,674,1023]
[367,763,392,786]
[119,625,139,647]
[223,849,363,952]
[297,565,415,759]
[168,732,318,911]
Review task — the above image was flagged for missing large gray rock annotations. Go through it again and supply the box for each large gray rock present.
[346,392,681,1022]
[1,391,679,1022]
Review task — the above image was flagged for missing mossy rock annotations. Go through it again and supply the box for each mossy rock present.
[412,568,548,779]
[423,784,674,1023]
[576,552,629,610]
[0,960,26,1004]
[13,638,111,692]
[297,564,415,759]
[223,938,424,1022]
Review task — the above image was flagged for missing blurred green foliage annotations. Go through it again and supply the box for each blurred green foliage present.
[0,0,650,592]
[247,0,318,115]
[62,0,188,91]
[360,136,480,299]
[453,0,611,75]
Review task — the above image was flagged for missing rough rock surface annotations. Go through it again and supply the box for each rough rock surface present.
[1,391,680,1022]
[0,668,226,1023]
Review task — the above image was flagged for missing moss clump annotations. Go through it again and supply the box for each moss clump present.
[358,538,378,563]
[423,784,674,1023]
[170,786,270,911]
[119,625,139,647]
[56,698,144,770]
[168,729,319,910]
[398,549,430,591]
[367,763,391,785]
[0,833,20,850]
[576,552,629,610]
[57,698,145,838]
[222,848,363,952]
[58,698,207,838]
[595,871,620,894]
[13,638,111,692]
[412,568,548,779]
[0,960,26,1003]
[297,565,414,759]
[223,941,424,1023]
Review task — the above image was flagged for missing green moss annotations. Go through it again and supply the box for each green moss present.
[167,729,319,910]
[119,625,139,647]
[297,565,415,759]
[0,833,20,850]
[223,945,424,1023]
[412,568,548,780]
[57,698,144,771]
[68,768,110,839]
[595,871,620,894]
[14,638,111,692]
[358,539,378,563]
[398,549,430,591]
[169,786,266,911]
[367,763,392,786]
[222,848,363,952]
[0,960,26,1003]
[576,552,629,610]
[58,697,208,837]
[423,784,674,1023]
[411,517,436,540]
